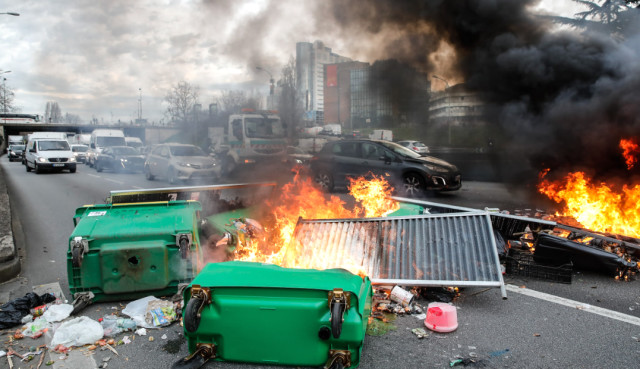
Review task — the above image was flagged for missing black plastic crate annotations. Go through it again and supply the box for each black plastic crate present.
[505,249,573,284]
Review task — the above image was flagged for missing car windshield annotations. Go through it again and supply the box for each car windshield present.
[113,146,139,155]
[38,140,70,151]
[72,146,88,152]
[170,146,205,156]
[245,117,285,138]
[413,142,427,147]
[12,145,25,150]
[379,141,421,158]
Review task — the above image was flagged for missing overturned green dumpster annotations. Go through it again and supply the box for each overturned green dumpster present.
[67,183,277,303]
[67,200,203,302]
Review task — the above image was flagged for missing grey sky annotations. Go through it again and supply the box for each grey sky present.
[0,0,576,124]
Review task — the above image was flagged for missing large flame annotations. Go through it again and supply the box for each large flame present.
[538,140,640,238]
[230,172,399,274]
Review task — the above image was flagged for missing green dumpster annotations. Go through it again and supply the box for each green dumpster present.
[67,200,203,302]
[180,261,373,368]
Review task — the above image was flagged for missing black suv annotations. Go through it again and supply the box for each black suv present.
[310,139,461,196]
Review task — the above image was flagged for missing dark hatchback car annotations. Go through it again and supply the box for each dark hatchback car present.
[310,139,461,196]
[7,145,25,162]
[95,146,145,173]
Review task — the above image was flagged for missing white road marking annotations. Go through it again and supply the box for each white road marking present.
[103,178,124,184]
[87,173,101,178]
[506,284,640,327]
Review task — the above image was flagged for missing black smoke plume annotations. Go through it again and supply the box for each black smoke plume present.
[326,0,640,183]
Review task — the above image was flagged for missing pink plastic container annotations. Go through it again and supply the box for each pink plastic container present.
[424,302,458,333]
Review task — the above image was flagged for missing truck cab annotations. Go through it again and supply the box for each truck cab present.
[219,110,287,173]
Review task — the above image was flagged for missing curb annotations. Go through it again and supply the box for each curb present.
[0,160,21,283]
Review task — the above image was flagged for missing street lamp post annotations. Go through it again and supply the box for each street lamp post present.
[432,75,452,145]
[256,66,275,109]
[138,88,142,122]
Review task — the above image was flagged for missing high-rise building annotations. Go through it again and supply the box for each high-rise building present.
[296,41,351,125]
[323,61,369,131]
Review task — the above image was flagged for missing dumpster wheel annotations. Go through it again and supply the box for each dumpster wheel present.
[72,246,84,268]
[330,301,345,339]
[184,297,205,333]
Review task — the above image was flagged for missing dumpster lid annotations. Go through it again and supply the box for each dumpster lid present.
[192,261,368,296]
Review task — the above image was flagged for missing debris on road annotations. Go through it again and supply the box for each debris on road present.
[0,292,56,329]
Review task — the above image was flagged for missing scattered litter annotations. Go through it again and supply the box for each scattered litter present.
[161,334,167,340]
[145,300,177,327]
[101,315,137,336]
[122,296,160,329]
[0,350,5,358]
[122,336,132,344]
[22,317,52,339]
[149,336,154,342]
[533,333,541,337]
[489,348,510,357]
[411,327,428,339]
[104,344,118,356]
[50,316,104,348]
[21,314,33,324]
[390,286,414,307]
[42,304,74,322]
[135,328,147,336]
[0,292,56,329]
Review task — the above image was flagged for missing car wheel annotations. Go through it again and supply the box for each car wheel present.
[26,161,31,172]
[35,163,42,174]
[145,165,155,180]
[70,167,76,173]
[403,172,425,197]
[96,161,103,172]
[168,167,177,184]
[314,171,334,192]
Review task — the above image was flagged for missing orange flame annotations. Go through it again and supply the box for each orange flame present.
[538,171,640,238]
[231,172,399,274]
[620,138,639,170]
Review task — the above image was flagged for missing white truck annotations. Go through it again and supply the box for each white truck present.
[8,135,24,145]
[211,110,287,174]
[88,129,126,167]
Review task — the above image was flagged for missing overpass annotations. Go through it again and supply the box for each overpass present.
[1,122,179,150]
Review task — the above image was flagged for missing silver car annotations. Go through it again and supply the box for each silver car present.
[144,143,221,184]
[397,140,430,155]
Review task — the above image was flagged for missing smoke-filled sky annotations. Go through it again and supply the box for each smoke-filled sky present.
[1,0,579,124]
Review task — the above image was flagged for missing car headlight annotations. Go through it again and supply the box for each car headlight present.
[423,163,450,173]
[120,158,128,162]
[69,157,76,162]
[37,157,47,163]
[176,162,191,167]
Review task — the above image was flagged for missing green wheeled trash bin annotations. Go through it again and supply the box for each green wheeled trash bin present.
[178,261,373,369]
[67,200,203,303]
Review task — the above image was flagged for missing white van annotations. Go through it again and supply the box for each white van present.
[24,138,76,173]
[88,129,126,167]
[28,132,68,141]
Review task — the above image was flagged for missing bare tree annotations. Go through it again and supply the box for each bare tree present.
[218,90,248,114]
[0,80,16,113]
[164,81,200,127]
[278,56,304,139]
[44,101,63,123]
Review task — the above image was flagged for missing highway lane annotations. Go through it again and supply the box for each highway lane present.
[2,157,640,368]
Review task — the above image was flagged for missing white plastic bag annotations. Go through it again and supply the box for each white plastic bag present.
[22,316,52,338]
[42,304,74,323]
[50,316,104,348]
[122,296,159,329]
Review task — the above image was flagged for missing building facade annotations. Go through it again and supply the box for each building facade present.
[296,41,351,125]
[429,84,485,127]
[323,61,369,130]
